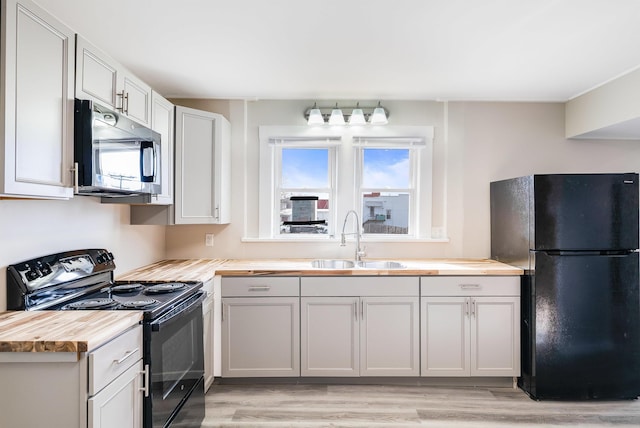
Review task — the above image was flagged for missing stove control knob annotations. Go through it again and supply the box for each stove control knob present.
[96,254,106,264]
[25,269,40,281]
[107,252,114,261]
[39,264,52,276]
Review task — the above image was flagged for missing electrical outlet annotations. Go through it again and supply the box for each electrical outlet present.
[205,233,214,247]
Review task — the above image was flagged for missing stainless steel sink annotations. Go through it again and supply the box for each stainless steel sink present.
[356,261,406,269]
[310,259,406,269]
[310,259,356,269]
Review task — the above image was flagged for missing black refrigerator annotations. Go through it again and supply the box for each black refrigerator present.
[490,173,640,400]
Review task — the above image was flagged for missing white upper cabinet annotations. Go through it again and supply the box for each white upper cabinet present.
[76,35,151,127]
[174,106,231,224]
[148,91,174,205]
[0,0,75,199]
[130,105,231,224]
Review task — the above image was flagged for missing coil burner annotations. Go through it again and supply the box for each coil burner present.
[62,298,118,310]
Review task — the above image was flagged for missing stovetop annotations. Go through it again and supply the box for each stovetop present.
[6,248,202,319]
[53,281,203,320]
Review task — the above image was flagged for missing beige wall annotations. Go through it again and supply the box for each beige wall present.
[0,197,165,310]
[3,100,638,311]
[165,99,640,261]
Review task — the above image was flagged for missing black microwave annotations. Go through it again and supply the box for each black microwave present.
[74,99,162,197]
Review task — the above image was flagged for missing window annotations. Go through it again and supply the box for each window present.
[277,147,334,235]
[356,145,417,236]
[258,126,433,240]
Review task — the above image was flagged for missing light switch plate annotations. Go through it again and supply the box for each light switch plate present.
[205,233,215,247]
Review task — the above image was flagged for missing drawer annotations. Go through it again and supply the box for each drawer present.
[420,276,520,296]
[89,325,143,396]
[222,276,299,297]
[301,276,419,297]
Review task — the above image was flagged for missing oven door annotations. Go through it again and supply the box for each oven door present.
[145,291,205,428]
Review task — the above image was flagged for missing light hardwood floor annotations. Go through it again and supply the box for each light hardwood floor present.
[202,382,640,427]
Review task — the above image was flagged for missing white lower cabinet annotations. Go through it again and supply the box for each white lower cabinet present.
[421,276,520,377]
[88,360,143,428]
[301,296,359,376]
[221,277,300,377]
[300,277,420,377]
[0,324,144,428]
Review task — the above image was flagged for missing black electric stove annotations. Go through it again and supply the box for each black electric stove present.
[6,249,206,428]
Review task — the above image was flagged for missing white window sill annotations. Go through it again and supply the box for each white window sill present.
[241,237,450,243]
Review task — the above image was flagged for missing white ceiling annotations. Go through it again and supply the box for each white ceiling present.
[33,0,640,102]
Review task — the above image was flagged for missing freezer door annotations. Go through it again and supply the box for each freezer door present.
[529,251,640,399]
[533,173,638,251]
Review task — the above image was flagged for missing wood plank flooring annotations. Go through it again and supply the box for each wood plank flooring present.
[202,383,640,427]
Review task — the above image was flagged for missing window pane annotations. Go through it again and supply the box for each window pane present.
[362,192,409,235]
[282,148,329,188]
[280,192,329,235]
[362,148,409,188]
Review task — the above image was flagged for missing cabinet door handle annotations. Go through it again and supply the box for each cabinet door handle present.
[116,91,125,112]
[139,364,149,397]
[361,300,364,320]
[215,205,220,221]
[465,298,470,316]
[471,298,476,317]
[72,162,79,193]
[248,285,271,291]
[354,301,358,321]
[113,348,138,365]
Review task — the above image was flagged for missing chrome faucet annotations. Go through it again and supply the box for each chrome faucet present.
[341,210,365,261]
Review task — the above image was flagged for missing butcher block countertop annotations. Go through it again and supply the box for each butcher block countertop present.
[116,258,522,282]
[117,258,225,282]
[0,311,142,353]
[216,258,523,276]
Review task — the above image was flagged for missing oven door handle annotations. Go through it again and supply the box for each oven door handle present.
[150,291,206,332]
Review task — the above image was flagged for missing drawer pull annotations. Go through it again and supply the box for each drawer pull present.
[113,349,138,365]
[248,285,271,291]
[459,283,481,289]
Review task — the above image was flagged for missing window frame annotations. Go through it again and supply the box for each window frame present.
[258,126,434,241]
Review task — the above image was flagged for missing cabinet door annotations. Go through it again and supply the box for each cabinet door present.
[1,0,74,198]
[301,297,359,376]
[471,296,520,376]
[360,297,419,376]
[174,106,231,224]
[149,92,174,204]
[75,35,118,108]
[121,73,151,127]
[88,360,143,428]
[421,297,470,376]
[222,297,299,377]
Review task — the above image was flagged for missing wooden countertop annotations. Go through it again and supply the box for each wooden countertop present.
[116,259,224,283]
[0,311,142,353]
[116,258,522,282]
[216,258,523,276]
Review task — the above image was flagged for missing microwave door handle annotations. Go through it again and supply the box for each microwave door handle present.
[141,142,155,182]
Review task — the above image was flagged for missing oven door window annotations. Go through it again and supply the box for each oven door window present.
[148,298,204,428]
